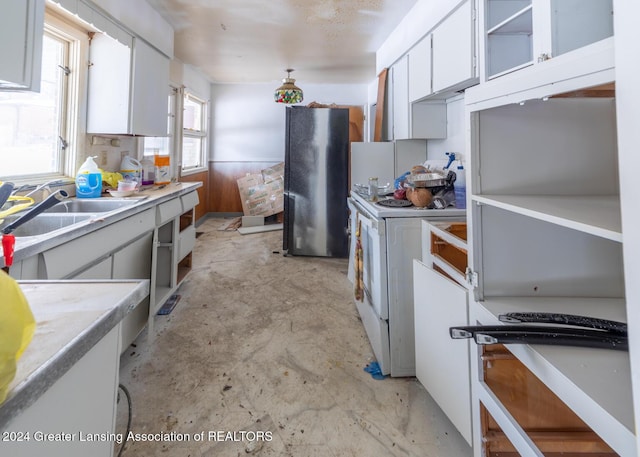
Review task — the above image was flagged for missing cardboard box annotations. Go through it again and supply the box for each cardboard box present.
[237,162,284,217]
[262,162,284,183]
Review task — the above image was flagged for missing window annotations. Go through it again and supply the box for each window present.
[181,93,208,173]
[142,86,176,158]
[0,13,84,182]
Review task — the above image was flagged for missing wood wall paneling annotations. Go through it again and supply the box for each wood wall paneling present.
[208,162,281,214]
[207,108,362,215]
[179,170,209,222]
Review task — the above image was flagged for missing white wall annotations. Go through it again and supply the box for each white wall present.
[210,83,367,163]
[426,95,466,162]
[183,64,211,100]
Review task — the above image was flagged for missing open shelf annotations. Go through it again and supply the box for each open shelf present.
[474,296,633,455]
[487,5,532,35]
[486,0,531,30]
[473,195,621,242]
[177,252,192,284]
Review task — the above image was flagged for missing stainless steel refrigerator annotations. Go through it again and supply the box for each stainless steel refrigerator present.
[283,106,349,257]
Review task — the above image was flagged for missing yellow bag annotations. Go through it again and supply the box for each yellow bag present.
[0,270,36,403]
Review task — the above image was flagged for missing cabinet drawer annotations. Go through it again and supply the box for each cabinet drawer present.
[181,191,199,212]
[156,198,182,224]
[42,209,154,279]
[178,225,196,261]
[481,345,616,456]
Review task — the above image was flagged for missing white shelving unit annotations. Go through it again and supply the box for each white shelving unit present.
[465,11,629,450]
[481,0,613,81]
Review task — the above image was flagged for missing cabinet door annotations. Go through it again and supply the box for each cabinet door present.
[87,35,169,135]
[0,0,44,91]
[432,0,475,93]
[130,38,170,136]
[112,232,153,279]
[413,259,472,445]
[87,32,132,134]
[72,256,113,279]
[408,35,432,102]
[391,55,410,140]
[3,326,121,457]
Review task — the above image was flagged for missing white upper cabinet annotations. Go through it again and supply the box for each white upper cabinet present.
[0,0,45,91]
[87,33,169,136]
[391,55,410,140]
[408,35,432,102]
[130,39,170,136]
[483,0,613,80]
[432,0,478,94]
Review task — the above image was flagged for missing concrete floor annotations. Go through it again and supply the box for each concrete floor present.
[116,217,472,457]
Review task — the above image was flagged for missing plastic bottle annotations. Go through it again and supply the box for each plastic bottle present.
[141,157,155,186]
[154,154,171,185]
[454,161,466,209]
[76,156,102,198]
[120,156,142,183]
[368,177,379,202]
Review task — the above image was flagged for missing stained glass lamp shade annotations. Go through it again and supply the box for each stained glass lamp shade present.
[274,69,303,104]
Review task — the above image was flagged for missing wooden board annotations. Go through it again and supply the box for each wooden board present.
[237,223,283,235]
[374,68,388,142]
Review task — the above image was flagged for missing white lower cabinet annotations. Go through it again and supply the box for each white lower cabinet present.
[413,260,472,445]
[150,190,199,317]
[9,189,199,350]
[414,220,472,445]
[2,325,121,457]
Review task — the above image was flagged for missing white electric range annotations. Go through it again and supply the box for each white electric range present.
[348,191,465,376]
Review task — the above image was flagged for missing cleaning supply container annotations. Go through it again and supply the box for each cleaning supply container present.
[120,156,141,183]
[454,161,466,209]
[76,156,102,198]
[154,154,171,185]
[141,157,155,186]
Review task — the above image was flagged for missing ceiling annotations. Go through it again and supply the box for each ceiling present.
[145,0,419,85]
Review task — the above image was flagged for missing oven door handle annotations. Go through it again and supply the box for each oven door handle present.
[351,200,380,233]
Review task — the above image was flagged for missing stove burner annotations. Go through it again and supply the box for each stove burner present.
[376,199,413,208]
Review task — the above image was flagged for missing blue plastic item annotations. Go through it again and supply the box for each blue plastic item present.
[444,151,456,170]
[455,163,466,209]
[364,361,386,380]
[76,156,102,198]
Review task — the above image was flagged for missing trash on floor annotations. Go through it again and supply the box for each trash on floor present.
[237,223,283,235]
[157,294,181,315]
[364,361,386,380]
[217,217,242,231]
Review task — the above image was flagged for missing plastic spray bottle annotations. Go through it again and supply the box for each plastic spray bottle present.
[454,161,466,209]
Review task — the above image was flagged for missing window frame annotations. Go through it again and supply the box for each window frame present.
[180,91,208,175]
[0,10,87,185]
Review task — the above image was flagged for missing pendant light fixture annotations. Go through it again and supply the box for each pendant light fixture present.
[274,69,303,104]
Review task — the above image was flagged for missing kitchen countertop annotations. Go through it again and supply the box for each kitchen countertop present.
[0,279,149,430]
[349,190,466,219]
[1,182,202,268]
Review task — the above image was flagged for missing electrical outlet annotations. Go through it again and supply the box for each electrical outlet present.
[99,151,108,167]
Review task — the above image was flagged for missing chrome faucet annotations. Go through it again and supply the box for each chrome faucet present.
[11,179,66,200]
[23,179,65,199]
